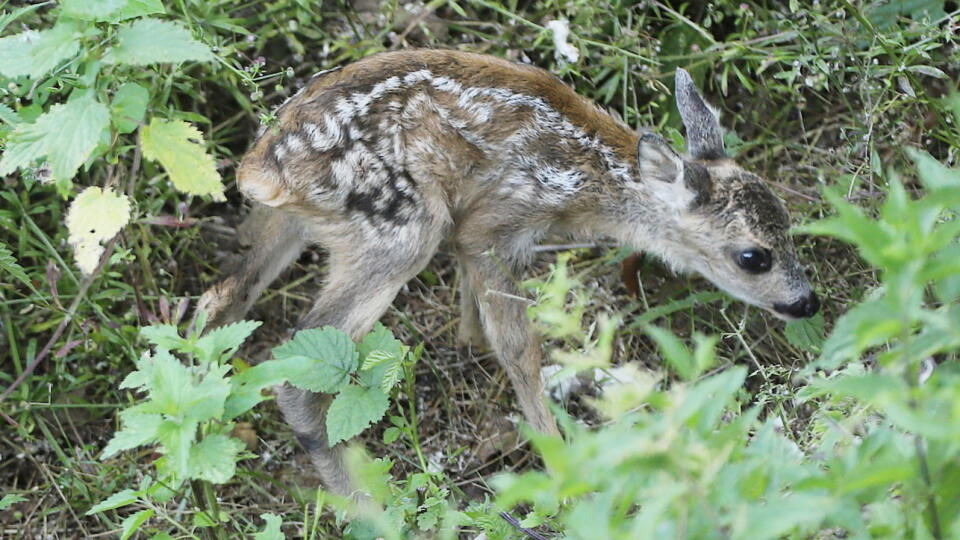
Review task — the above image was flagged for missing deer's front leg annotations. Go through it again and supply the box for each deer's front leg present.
[460,253,560,436]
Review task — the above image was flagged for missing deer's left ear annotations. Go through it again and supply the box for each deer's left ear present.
[637,132,696,210]
[675,68,725,160]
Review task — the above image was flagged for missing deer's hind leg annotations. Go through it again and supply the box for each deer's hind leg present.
[197,204,307,328]
[277,219,446,496]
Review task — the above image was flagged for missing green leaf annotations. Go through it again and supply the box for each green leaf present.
[360,349,397,370]
[0,494,27,511]
[105,0,165,22]
[140,118,224,199]
[111,82,149,134]
[65,187,131,274]
[358,323,405,389]
[0,242,31,289]
[817,296,902,370]
[101,412,163,458]
[120,509,154,540]
[253,514,285,540]
[645,325,696,380]
[61,0,126,20]
[86,489,140,515]
[326,385,390,445]
[273,327,359,394]
[0,94,110,184]
[784,312,826,352]
[907,148,960,194]
[383,426,401,444]
[188,434,244,483]
[155,418,199,481]
[193,320,261,364]
[105,18,213,66]
[133,352,230,422]
[139,325,184,351]
[0,103,20,125]
[0,20,82,79]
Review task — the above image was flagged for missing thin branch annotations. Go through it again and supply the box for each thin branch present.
[499,511,552,540]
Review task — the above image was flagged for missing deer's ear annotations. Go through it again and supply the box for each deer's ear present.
[675,68,725,160]
[637,132,695,209]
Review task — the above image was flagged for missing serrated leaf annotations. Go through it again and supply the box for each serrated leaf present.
[139,324,184,351]
[155,418,199,481]
[101,412,163,458]
[120,508,154,540]
[273,327,359,393]
[86,489,140,515]
[0,94,110,184]
[359,323,405,388]
[65,187,131,275]
[140,118,224,199]
[0,103,20,125]
[105,18,213,65]
[784,312,825,352]
[0,242,31,289]
[326,385,390,445]
[253,513,285,540]
[0,20,81,79]
[188,434,244,483]
[134,351,230,422]
[111,82,149,134]
[106,0,165,22]
[378,359,404,394]
[645,325,696,380]
[61,0,126,20]
[360,349,397,370]
[194,320,261,364]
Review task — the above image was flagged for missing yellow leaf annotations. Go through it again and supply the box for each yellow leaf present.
[140,118,224,200]
[66,187,131,274]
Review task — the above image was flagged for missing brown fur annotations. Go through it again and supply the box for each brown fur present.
[198,50,817,497]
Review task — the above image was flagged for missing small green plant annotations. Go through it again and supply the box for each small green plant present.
[90,317,418,538]
[490,150,960,539]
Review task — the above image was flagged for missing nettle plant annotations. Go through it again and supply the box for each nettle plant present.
[89,317,416,538]
[0,0,270,274]
[490,149,960,539]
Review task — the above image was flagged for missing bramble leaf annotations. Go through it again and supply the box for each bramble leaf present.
[0,94,110,185]
[105,18,213,65]
[273,327,359,393]
[111,82,149,134]
[326,384,390,445]
[188,434,245,484]
[140,118,224,199]
[0,20,82,79]
[65,187,131,275]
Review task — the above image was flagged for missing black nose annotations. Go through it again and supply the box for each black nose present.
[774,291,820,319]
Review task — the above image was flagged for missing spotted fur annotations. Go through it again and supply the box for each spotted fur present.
[198,49,817,497]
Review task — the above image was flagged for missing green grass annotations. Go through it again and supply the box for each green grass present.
[1,0,959,538]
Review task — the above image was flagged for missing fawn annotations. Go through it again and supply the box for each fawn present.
[198,49,819,496]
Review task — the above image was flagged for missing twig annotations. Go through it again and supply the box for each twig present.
[499,511,552,540]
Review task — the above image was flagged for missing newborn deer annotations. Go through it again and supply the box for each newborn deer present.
[198,49,819,496]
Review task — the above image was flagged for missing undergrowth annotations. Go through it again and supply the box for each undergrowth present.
[1,0,958,538]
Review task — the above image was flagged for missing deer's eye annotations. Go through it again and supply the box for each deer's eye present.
[736,248,772,274]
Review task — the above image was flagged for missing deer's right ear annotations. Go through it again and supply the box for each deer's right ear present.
[637,132,696,209]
